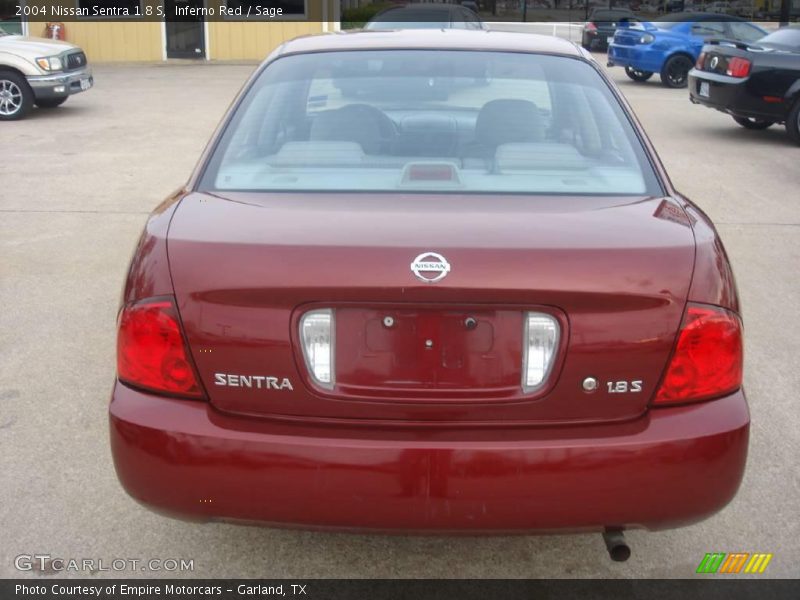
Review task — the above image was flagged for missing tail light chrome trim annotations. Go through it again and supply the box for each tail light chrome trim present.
[522,312,560,393]
[300,308,335,390]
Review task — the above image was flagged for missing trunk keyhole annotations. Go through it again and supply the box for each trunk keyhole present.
[464,317,478,330]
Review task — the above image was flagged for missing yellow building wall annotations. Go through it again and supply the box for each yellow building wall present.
[207,0,337,61]
[27,0,163,62]
[208,21,326,61]
[59,21,163,62]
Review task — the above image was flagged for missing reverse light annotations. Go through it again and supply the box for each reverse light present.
[117,298,204,398]
[726,57,751,78]
[36,56,63,71]
[654,304,743,405]
[523,313,559,392]
[300,309,334,389]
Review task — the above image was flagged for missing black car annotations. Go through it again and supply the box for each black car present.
[689,26,800,144]
[582,9,635,51]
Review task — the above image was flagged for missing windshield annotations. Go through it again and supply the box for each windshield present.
[201,50,661,196]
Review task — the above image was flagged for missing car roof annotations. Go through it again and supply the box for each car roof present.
[276,29,582,58]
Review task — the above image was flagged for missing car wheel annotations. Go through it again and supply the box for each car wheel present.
[0,70,34,121]
[732,116,774,130]
[786,99,800,145]
[35,97,68,109]
[659,55,693,88]
[625,66,654,82]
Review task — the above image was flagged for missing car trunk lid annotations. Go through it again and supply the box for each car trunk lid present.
[167,192,695,425]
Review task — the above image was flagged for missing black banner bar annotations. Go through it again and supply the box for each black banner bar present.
[3,580,800,600]
[0,0,797,23]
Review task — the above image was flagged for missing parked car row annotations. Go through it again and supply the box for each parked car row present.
[689,25,800,143]
[607,12,768,87]
[604,13,800,144]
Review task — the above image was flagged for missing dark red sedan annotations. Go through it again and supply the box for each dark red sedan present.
[110,30,747,559]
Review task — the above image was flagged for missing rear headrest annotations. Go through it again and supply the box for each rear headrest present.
[475,99,545,149]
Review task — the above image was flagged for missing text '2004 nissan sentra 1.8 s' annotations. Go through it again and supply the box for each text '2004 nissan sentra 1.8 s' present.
[110,30,747,560]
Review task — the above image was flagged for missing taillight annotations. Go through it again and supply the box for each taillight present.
[117,297,204,398]
[585,22,597,31]
[522,313,559,392]
[300,309,334,389]
[726,57,751,78]
[654,304,743,406]
[696,52,706,69]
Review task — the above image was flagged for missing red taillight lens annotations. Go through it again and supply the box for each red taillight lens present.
[654,304,743,405]
[585,22,597,31]
[696,52,706,69]
[117,298,204,398]
[726,57,751,78]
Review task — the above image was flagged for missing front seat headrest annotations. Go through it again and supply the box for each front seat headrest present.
[475,99,544,150]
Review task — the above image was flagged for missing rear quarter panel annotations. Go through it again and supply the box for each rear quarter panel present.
[677,195,740,315]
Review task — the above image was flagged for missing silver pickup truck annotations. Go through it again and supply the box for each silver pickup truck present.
[0,27,93,120]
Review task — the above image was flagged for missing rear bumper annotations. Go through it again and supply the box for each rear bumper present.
[607,43,665,73]
[688,69,787,123]
[110,382,749,533]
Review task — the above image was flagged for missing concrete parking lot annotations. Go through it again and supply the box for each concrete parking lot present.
[1,55,798,579]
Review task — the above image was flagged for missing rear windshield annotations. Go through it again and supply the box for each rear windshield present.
[201,50,662,195]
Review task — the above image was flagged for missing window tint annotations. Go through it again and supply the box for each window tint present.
[202,51,661,196]
[727,22,766,43]
[690,21,726,39]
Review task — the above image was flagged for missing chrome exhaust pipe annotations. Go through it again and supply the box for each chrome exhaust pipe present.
[602,529,631,562]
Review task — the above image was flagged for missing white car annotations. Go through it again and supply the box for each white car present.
[0,29,93,120]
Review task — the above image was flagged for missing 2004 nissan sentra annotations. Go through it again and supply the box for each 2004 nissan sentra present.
[109,30,747,560]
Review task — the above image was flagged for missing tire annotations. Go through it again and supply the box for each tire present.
[659,55,694,88]
[625,66,654,82]
[0,70,34,121]
[732,116,774,130]
[786,98,800,146]
[35,97,67,109]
